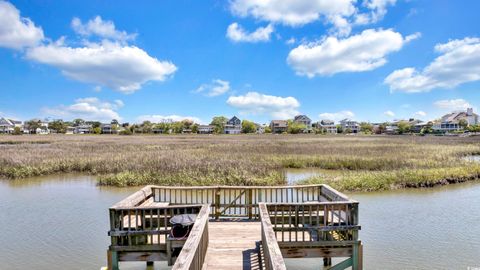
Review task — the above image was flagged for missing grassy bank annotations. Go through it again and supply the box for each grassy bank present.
[0,134,479,191]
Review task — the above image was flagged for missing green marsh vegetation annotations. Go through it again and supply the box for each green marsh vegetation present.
[0,134,479,191]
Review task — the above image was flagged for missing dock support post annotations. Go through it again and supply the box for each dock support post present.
[146,261,154,269]
[107,250,119,270]
[323,257,332,266]
[352,242,363,270]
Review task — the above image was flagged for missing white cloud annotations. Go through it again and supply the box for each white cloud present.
[230,0,356,30]
[413,111,427,117]
[226,23,274,43]
[43,97,123,121]
[286,37,296,45]
[319,110,355,121]
[433,99,473,111]
[385,37,480,93]
[288,29,417,77]
[136,115,201,124]
[71,16,136,42]
[194,79,230,97]
[229,0,398,36]
[359,0,397,24]
[384,110,395,117]
[0,1,44,50]
[226,91,300,119]
[26,41,177,93]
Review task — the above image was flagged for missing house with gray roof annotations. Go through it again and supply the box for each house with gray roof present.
[224,116,241,134]
[434,108,478,132]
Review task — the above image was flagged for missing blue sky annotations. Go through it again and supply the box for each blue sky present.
[0,0,479,124]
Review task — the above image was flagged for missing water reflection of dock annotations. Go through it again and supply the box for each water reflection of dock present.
[107,184,362,270]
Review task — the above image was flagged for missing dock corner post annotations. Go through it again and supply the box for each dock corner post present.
[215,188,221,220]
[323,257,332,266]
[352,241,363,270]
[107,250,119,270]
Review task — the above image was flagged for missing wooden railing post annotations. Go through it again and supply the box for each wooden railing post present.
[247,189,253,219]
[215,188,221,220]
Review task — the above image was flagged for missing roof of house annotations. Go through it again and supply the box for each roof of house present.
[0,117,14,126]
[227,116,241,125]
[320,119,334,125]
[294,115,311,122]
[441,110,478,123]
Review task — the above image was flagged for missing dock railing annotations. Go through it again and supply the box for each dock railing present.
[259,203,287,270]
[150,184,328,219]
[259,185,362,270]
[107,185,210,270]
[171,204,209,270]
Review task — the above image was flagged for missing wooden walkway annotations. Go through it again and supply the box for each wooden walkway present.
[203,221,263,270]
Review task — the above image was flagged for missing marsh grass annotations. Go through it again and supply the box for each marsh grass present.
[0,134,479,191]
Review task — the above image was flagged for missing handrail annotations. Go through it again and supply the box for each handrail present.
[172,204,210,270]
[259,203,287,270]
[110,185,154,209]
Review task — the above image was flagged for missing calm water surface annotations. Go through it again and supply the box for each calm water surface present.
[1,175,480,270]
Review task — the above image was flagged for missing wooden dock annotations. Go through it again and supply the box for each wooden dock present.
[106,184,362,270]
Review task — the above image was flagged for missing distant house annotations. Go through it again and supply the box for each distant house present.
[340,119,359,134]
[255,123,265,134]
[411,121,429,133]
[101,123,117,134]
[74,124,93,134]
[197,125,215,134]
[433,108,479,132]
[66,126,75,134]
[0,118,22,134]
[293,115,312,133]
[318,120,337,134]
[224,116,241,134]
[270,120,288,134]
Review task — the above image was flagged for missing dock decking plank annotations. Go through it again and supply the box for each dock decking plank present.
[203,221,263,270]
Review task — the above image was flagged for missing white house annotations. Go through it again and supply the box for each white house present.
[293,115,312,133]
[224,116,241,134]
[318,120,337,134]
[198,125,215,134]
[0,118,22,133]
[340,119,359,133]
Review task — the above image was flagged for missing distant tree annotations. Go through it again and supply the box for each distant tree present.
[73,118,85,126]
[459,119,468,129]
[48,120,67,134]
[287,120,306,134]
[191,123,199,133]
[376,123,387,134]
[264,126,272,134]
[360,122,373,134]
[93,127,101,134]
[25,120,41,133]
[141,121,153,133]
[344,128,352,134]
[210,116,228,134]
[397,121,411,134]
[182,119,194,129]
[171,122,184,134]
[13,127,22,135]
[89,121,101,128]
[241,120,256,134]
[111,119,119,125]
[336,124,343,134]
